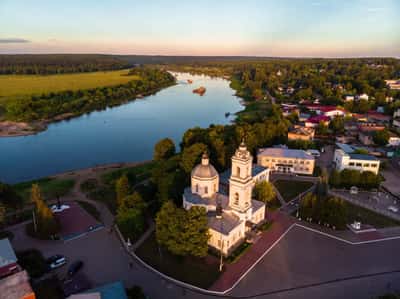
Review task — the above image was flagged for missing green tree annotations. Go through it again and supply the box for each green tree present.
[180,143,208,173]
[254,181,276,204]
[329,116,344,134]
[0,204,5,226]
[115,174,130,206]
[373,129,390,146]
[317,121,328,135]
[116,206,145,241]
[153,138,176,161]
[0,182,22,208]
[30,184,60,238]
[329,169,341,187]
[182,206,210,257]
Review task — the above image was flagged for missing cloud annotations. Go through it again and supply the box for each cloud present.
[0,38,30,43]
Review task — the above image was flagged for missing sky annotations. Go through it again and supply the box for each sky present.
[0,0,399,57]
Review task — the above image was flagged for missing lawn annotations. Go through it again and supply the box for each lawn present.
[102,161,156,186]
[346,201,400,228]
[77,200,101,222]
[13,177,75,203]
[0,70,138,102]
[135,232,221,289]
[274,180,314,202]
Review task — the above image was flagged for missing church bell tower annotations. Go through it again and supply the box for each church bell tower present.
[228,141,253,215]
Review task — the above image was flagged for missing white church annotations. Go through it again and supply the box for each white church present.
[182,142,269,256]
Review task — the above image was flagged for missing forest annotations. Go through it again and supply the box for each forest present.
[0,54,132,74]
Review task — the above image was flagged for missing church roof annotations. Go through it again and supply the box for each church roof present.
[219,164,268,185]
[191,153,218,179]
[191,163,218,179]
[208,212,242,236]
[183,188,229,208]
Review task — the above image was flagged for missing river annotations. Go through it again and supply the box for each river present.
[0,73,243,183]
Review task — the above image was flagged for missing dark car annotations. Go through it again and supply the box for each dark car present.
[67,260,84,277]
[46,254,67,270]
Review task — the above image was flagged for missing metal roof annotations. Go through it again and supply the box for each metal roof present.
[258,148,314,160]
[0,238,17,268]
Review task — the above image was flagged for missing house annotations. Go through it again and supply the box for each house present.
[367,110,391,124]
[0,270,35,299]
[305,105,346,118]
[385,79,400,90]
[257,148,315,175]
[393,109,400,131]
[299,113,311,122]
[344,95,355,101]
[388,132,400,147]
[0,238,18,278]
[182,143,267,256]
[305,115,330,128]
[67,281,128,299]
[358,130,375,145]
[288,125,315,141]
[356,93,369,101]
[333,149,380,174]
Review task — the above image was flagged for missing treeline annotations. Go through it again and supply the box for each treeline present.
[329,169,382,190]
[0,54,132,75]
[299,193,347,230]
[4,67,175,122]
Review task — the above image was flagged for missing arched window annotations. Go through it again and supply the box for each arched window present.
[234,192,239,205]
[236,166,241,177]
[195,184,199,193]
[205,186,208,194]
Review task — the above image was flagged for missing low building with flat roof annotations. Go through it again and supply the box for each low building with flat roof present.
[257,148,315,175]
[0,238,18,278]
[333,149,380,174]
[288,125,315,141]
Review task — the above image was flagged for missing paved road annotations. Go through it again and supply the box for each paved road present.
[9,216,400,299]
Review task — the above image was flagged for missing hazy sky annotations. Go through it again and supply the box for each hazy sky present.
[1,0,399,57]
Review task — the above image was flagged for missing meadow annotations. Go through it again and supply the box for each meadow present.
[0,69,138,102]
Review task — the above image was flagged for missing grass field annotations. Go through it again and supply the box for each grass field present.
[135,232,220,288]
[0,69,138,102]
[13,177,75,203]
[274,179,314,202]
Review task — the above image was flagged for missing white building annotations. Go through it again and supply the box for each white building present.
[333,149,380,174]
[385,79,400,90]
[257,148,315,175]
[356,93,369,101]
[182,143,268,256]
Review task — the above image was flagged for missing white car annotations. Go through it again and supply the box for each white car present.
[51,204,70,213]
[47,255,67,269]
[388,206,398,213]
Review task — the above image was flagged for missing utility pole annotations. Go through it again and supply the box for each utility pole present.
[219,221,224,272]
[32,209,37,233]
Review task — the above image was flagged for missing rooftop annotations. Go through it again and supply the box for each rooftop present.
[336,142,355,154]
[82,281,128,299]
[208,211,242,236]
[348,153,379,161]
[258,148,314,160]
[219,164,268,185]
[0,238,17,268]
[183,188,229,209]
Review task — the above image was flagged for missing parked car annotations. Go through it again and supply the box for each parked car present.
[51,204,70,213]
[47,255,66,269]
[67,260,84,277]
[388,206,398,213]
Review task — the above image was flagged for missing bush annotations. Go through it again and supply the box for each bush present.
[80,178,98,193]
[17,249,48,278]
[226,242,252,263]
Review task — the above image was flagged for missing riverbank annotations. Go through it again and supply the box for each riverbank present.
[0,68,176,137]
